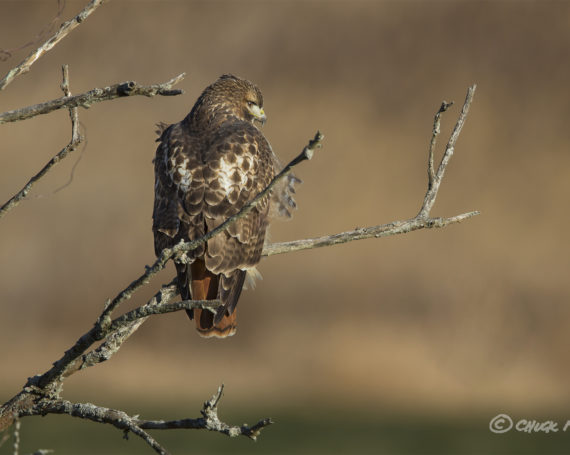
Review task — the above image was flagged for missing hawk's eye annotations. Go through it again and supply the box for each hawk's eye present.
[247,100,257,107]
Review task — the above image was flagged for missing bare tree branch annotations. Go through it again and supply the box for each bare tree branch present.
[0,0,107,91]
[0,85,478,452]
[262,210,479,257]
[18,399,167,454]
[0,73,186,124]
[78,281,179,371]
[33,286,218,389]
[0,72,185,220]
[107,298,220,333]
[0,140,80,219]
[427,101,453,189]
[419,85,477,218]
[137,385,273,440]
[60,64,81,142]
[265,85,478,257]
[17,385,272,455]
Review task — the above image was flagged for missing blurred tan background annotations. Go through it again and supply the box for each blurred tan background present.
[1,1,569,453]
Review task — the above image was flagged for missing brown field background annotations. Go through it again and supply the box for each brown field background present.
[1,1,569,453]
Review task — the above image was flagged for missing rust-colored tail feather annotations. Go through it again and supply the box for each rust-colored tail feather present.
[189,260,237,338]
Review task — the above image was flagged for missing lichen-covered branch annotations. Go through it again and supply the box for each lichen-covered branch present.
[262,210,479,257]
[0,73,185,124]
[135,385,273,440]
[33,287,219,389]
[60,64,81,144]
[18,399,166,455]
[0,284,227,436]
[427,101,453,189]
[78,281,179,372]
[419,85,476,218]
[108,298,220,333]
[0,0,107,91]
[17,385,272,455]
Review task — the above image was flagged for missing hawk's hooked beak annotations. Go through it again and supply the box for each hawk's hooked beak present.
[249,104,267,126]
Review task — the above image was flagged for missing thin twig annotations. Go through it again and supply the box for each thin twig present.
[61,64,81,144]
[135,385,273,439]
[124,424,166,455]
[419,85,476,218]
[0,0,107,91]
[108,299,221,333]
[0,142,80,219]
[0,73,186,124]
[53,121,88,194]
[428,101,453,189]
[60,65,71,96]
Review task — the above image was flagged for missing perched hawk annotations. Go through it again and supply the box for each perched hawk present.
[153,74,298,338]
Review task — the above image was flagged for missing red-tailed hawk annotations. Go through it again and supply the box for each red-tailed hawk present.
[153,74,298,338]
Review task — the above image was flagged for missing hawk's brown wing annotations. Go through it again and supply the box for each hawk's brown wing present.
[153,123,202,255]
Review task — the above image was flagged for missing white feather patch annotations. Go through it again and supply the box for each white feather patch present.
[243,267,262,290]
[168,152,192,192]
[218,155,248,195]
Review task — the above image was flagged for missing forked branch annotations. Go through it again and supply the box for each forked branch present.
[0,72,185,220]
[18,385,272,455]
[265,85,478,256]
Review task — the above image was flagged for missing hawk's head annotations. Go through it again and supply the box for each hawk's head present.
[196,74,266,126]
